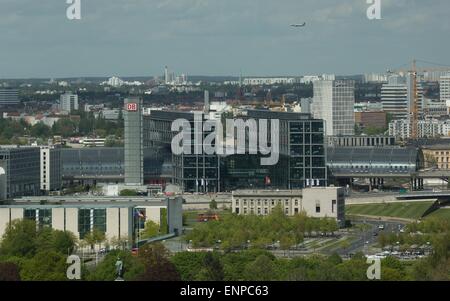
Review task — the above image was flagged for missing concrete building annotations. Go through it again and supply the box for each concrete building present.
[355,111,387,130]
[422,98,449,117]
[389,119,450,139]
[40,146,62,192]
[231,187,345,226]
[0,146,40,200]
[124,97,144,185]
[381,75,424,120]
[312,80,355,136]
[60,92,79,113]
[0,196,184,245]
[440,75,450,102]
[0,89,19,106]
[422,145,450,170]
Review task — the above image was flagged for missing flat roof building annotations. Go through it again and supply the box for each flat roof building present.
[231,187,345,227]
[0,196,183,247]
[0,146,40,200]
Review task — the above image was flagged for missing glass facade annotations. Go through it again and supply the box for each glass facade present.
[23,209,52,228]
[78,208,107,239]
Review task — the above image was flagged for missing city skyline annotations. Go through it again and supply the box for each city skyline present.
[1,0,450,78]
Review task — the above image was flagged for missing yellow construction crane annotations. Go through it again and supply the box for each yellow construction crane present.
[388,59,450,139]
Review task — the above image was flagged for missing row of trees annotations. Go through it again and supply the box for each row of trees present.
[186,206,339,250]
[0,110,123,144]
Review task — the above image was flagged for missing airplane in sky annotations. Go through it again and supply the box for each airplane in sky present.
[290,22,306,28]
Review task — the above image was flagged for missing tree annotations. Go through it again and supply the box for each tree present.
[195,252,224,281]
[141,220,160,239]
[30,123,51,139]
[20,251,67,281]
[135,243,181,281]
[0,262,21,281]
[170,252,206,281]
[119,189,138,196]
[0,219,38,258]
[88,250,144,281]
[84,229,106,250]
[243,255,277,281]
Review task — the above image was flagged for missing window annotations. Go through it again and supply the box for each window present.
[38,209,52,228]
[332,200,337,213]
[315,201,321,213]
[78,209,91,239]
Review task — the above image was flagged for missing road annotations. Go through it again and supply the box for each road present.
[342,219,406,255]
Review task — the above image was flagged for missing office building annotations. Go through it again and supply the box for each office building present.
[223,110,327,190]
[312,80,355,136]
[124,97,144,185]
[60,92,79,113]
[143,110,220,193]
[232,187,345,226]
[40,146,62,192]
[61,147,125,185]
[0,146,40,200]
[0,196,183,245]
[381,75,424,120]
[0,89,19,106]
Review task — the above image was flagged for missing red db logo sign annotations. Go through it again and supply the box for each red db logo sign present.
[127,103,138,112]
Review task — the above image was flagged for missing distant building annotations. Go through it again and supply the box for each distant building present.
[381,75,424,120]
[364,73,388,83]
[40,146,62,192]
[231,187,345,226]
[440,75,450,102]
[355,111,387,130]
[312,80,355,136]
[389,119,450,139]
[243,77,299,86]
[422,98,449,117]
[327,135,395,148]
[0,146,41,200]
[422,145,450,170]
[80,137,106,147]
[60,92,79,113]
[0,89,19,106]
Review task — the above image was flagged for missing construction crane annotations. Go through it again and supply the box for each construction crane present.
[388,59,450,139]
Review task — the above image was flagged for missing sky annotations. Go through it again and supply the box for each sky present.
[0,0,449,78]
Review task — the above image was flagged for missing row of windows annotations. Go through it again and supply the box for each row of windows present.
[236,199,301,207]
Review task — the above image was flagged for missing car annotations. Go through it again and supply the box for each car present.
[373,232,378,237]
[378,225,385,230]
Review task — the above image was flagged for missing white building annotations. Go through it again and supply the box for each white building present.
[40,146,62,192]
[389,119,450,139]
[440,74,450,102]
[364,73,388,83]
[312,80,355,136]
[301,76,320,84]
[381,75,424,120]
[231,187,345,227]
[243,77,299,86]
[60,92,79,113]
